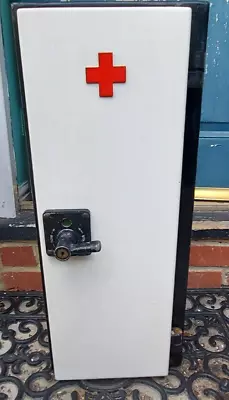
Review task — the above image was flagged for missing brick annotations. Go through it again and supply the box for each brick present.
[0,246,37,267]
[188,270,222,288]
[2,271,43,291]
[190,245,229,267]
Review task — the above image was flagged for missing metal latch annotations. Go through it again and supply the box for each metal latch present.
[43,209,101,261]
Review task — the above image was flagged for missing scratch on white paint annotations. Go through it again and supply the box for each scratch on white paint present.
[210,144,221,148]
[215,13,219,22]
[8,223,36,228]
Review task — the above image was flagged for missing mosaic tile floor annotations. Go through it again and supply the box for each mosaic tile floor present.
[1,289,229,399]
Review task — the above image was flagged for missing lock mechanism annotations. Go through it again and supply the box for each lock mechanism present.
[43,209,101,261]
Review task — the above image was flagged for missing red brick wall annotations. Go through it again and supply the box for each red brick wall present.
[188,241,229,288]
[0,240,228,290]
[0,242,42,290]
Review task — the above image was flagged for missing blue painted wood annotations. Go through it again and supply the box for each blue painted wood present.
[0,1,28,186]
[201,0,229,123]
[200,122,229,132]
[196,137,229,187]
[200,130,229,138]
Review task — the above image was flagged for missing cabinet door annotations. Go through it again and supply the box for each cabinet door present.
[17,5,191,379]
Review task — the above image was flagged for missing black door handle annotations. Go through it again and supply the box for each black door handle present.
[43,209,102,262]
[54,229,101,261]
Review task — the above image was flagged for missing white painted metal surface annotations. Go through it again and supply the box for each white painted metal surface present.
[0,19,16,218]
[17,6,191,379]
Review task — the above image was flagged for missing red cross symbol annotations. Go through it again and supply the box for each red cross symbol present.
[85,52,126,97]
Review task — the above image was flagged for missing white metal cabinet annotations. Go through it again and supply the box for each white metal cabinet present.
[16,4,192,380]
